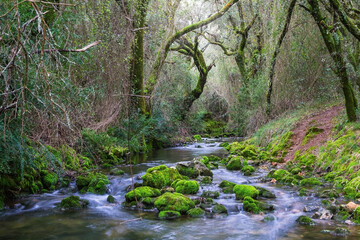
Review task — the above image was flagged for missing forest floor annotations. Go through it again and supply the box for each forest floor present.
[284,104,344,162]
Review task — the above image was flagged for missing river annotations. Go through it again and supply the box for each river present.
[1,139,360,239]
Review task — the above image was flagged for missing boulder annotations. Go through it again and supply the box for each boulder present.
[142,165,183,189]
[187,208,205,218]
[154,192,195,214]
[176,160,213,178]
[171,180,199,194]
[233,185,259,200]
[296,215,315,225]
[59,195,89,210]
[158,210,181,220]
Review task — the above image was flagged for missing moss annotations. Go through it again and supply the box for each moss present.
[76,173,110,195]
[110,168,125,176]
[200,176,212,184]
[299,178,321,187]
[171,180,199,194]
[242,165,255,175]
[125,186,161,202]
[59,195,89,209]
[226,156,243,170]
[302,127,323,145]
[219,180,236,189]
[154,192,195,214]
[187,208,205,217]
[334,211,350,222]
[158,210,181,220]
[201,191,220,199]
[269,169,291,180]
[142,165,183,189]
[233,185,259,200]
[271,131,293,157]
[290,167,302,175]
[296,215,315,225]
[107,195,115,203]
[212,204,228,214]
[40,170,58,190]
[219,142,229,148]
[354,207,360,224]
[243,196,261,214]
[255,186,276,198]
[193,135,202,141]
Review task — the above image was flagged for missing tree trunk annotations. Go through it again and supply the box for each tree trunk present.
[130,0,149,115]
[266,0,297,112]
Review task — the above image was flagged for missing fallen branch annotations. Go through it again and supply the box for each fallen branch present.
[35,40,101,53]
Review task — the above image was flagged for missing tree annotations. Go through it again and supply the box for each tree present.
[266,0,297,111]
[170,35,215,119]
[303,0,357,122]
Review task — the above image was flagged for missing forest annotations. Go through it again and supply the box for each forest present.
[1,0,360,239]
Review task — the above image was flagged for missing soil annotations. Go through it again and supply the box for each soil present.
[284,105,344,162]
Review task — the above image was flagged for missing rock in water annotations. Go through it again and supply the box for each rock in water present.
[176,159,213,178]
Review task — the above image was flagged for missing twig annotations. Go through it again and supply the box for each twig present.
[34,41,101,53]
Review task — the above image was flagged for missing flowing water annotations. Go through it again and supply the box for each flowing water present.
[1,139,360,240]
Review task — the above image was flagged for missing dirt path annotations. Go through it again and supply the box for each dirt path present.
[283,105,344,162]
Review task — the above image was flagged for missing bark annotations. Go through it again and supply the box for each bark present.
[146,0,239,97]
[130,0,149,114]
[171,36,214,120]
[307,0,357,122]
[266,0,297,111]
[329,0,360,41]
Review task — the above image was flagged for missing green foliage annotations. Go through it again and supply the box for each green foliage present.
[76,173,110,195]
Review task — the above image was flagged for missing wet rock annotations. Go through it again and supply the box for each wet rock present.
[263,214,276,222]
[198,176,212,184]
[158,210,181,220]
[255,186,276,199]
[59,195,89,210]
[176,160,213,178]
[201,191,220,199]
[171,180,199,194]
[316,189,339,198]
[212,204,228,214]
[226,156,243,170]
[345,202,359,213]
[125,186,161,203]
[303,206,320,212]
[142,165,183,189]
[187,208,205,218]
[219,180,236,193]
[110,168,125,176]
[333,211,350,222]
[107,195,115,203]
[296,215,315,225]
[154,192,195,214]
[233,185,259,200]
[312,208,333,220]
[333,227,350,236]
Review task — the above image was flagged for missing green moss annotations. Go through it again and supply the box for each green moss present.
[200,176,212,184]
[171,180,199,194]
[233,185,259,200]
[187,208,205,217]
[271,131,293,157]
[76,173,110,195]
[40,170,58,190]
[269,169,291,180]
[219,142,229,148]
[299,178,321,187]
[226,156,243,170]
[193,135,202,141]
[107,195,115,203]
[59,195,89,209]
[201,191,220,199]
[212,204,228,214]
[302,127,323,145]
[242,165,255,175]
[154,192,195,214]
[158,210,181,220]
[255,186,276,198]
[296,215,315,225]
[243,196,261,214]
[290,168,301,175]
[354,207,360,224]
[219,180,236,193]
[125,186,161,202]
[142,165,183,189]
[334,211,350,222]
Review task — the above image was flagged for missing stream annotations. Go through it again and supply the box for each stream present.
[1,139,360,240]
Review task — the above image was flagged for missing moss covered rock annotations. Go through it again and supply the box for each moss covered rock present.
[354,207,360,224]
[243,196,261,214]
[299,178,321,187]
[107,195,116,203]
[255,186,276,198]
[76,173,110,195]
[176,160,213,178]
[219,180,236,193]
[154,192,195,214]
[158,210,181,220]
[40,170,58,190]
[242,165,255,176]
[233,185,259,200]
[59,195,89,210]
[187,208,205,218]
[212,204,228,214]
[296,215,315,225]
[201,191,220,199]
[171,180,199,194]
[125,186,161,202]
[142,165,183,189]
[226,156,243,170]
